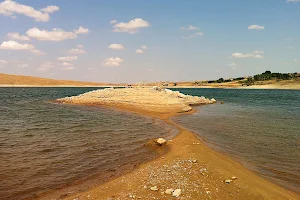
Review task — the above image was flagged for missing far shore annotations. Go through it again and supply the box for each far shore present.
[1,83,300,90]
[37,87,300,200]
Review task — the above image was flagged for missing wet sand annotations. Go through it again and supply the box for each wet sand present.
[49,87,299,199]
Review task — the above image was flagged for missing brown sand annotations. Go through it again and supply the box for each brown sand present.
[45,88,299,199]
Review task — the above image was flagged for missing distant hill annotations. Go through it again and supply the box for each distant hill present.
[144,71,300,90]
[0,73,113,87]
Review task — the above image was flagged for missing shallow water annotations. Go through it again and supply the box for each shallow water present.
[172,88,300,193]
[0,87,177,200]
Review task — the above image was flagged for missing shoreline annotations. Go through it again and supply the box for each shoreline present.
[40,88,299,200]
[1,84,300,90]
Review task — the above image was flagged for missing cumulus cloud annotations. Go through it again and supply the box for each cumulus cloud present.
[248,25,265,30]
[38,62,54,72]
[26,26,89,41]
[136,49,143,54]
[57,56,78,62]
[40,5,59,14]
[180,25,199,30]
[110,20,117,24]
[108,44,125,50]
[74,26,90,34]
[0,40,34,50]
[0,0,58,22]
[113,18,150,34]
[182,32,204,39]
[68,47,87,54]
[0,40,44,55]
[103,57,124,66]
[62,62,74,70]
[62,62,73,67]
[7,32,30,41]
[231,51,264,59]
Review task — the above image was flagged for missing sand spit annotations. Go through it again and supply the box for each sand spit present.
[50,87,299,200]
[56,87,216,114]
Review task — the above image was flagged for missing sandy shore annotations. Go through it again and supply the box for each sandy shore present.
[48,87,299,200]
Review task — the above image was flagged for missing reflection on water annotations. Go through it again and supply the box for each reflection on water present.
[0,88,177,200]
[172,88,300,193]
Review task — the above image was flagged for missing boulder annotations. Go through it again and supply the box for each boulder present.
[156,138,167,146]
[211,98,217,103]
[172,189,182,197]
[150,186,159,191]
[165,188,174,195]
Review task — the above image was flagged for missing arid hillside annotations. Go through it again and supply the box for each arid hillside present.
[0,73,114,87]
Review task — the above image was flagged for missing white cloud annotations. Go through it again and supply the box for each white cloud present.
[0,40,44,55]
[231,52,264,59]
[26,27,77,41]
[38,62,54,72]
[287,0,300,2]
[26,26,89,41]
[7,32,30,41]
[62,62,73,67]
[110,20,117,24]
[0,0,58,22]
[0,40,34,50]
[136,49,144,54]
[41,5,59,14]
[68,48,86,54]
[180,25,199,30]
[74,26,90,34]
[141,45,147,49]
[113,18,150,34]
[108,44,125,50]
[103,57,124,66]
[294,59,299,64]
[248,25,265,30]
[57,56,78,62]
[0,59,8,65]
[182,32,204,39]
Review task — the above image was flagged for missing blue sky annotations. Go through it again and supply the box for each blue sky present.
[0,0,299,83]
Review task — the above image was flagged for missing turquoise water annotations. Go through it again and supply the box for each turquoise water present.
[172,88,300,193]
[0,87,177,200]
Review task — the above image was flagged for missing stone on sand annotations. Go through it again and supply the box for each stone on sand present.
[156,138,167,146]
[172,189,182,197]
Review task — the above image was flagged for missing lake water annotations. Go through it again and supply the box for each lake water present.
[0,87,177,200]
[1,88,299,199]
[172,88,300,193]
